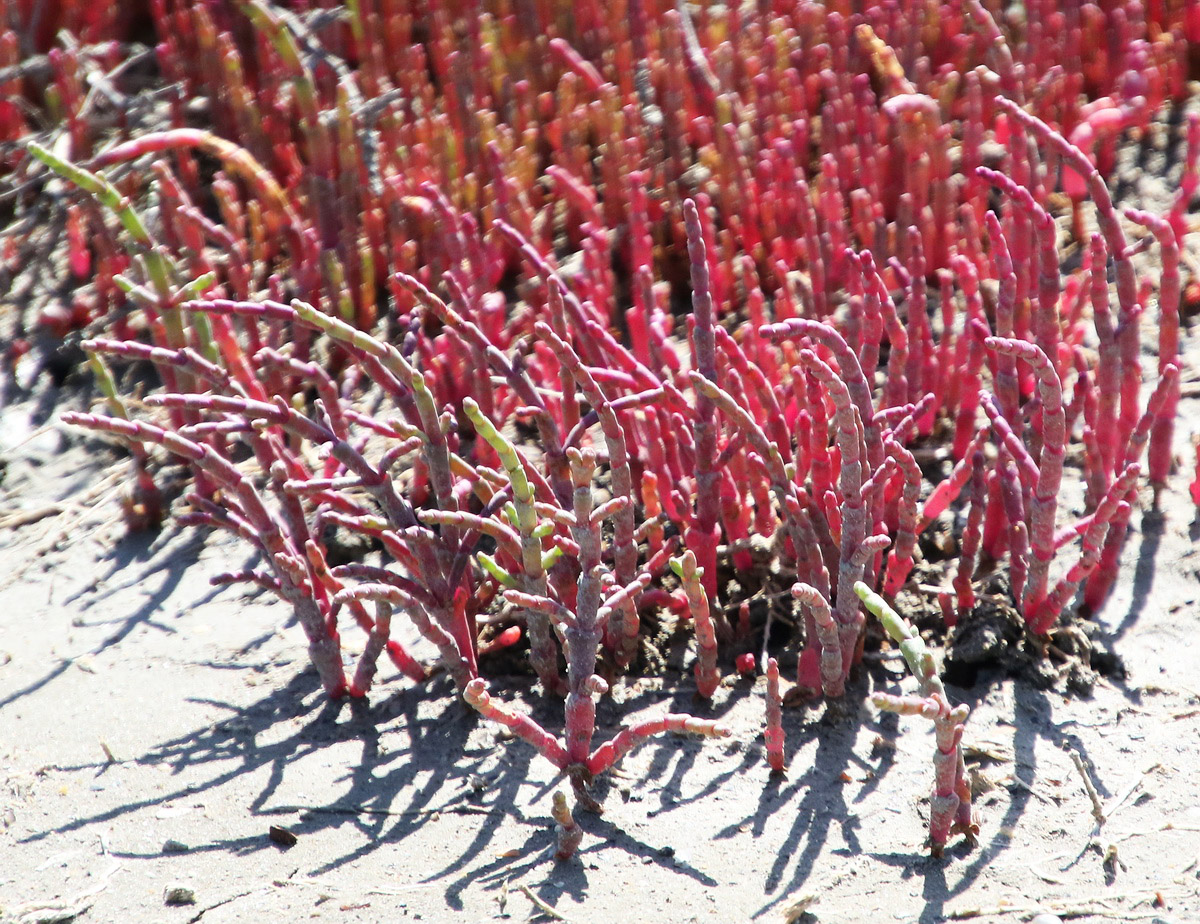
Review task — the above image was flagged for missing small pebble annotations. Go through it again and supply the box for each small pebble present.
[163,886,196,906]
[1030,915,1063,924]
[162,840,189,854]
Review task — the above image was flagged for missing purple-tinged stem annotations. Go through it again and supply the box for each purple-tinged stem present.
[793,582,842,697]
[985,337,1065,618]
[882,434,921,595]
[1122,209,1180,493]
[983,212,1020,426]
[564,448,605,765]
[796,349,868,667]
[684,198,722,605]
[998,458,1029,604]
[1094,232,1118,489]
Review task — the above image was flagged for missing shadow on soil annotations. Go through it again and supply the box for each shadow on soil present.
[16,669,539,888]
[0,524,209,711]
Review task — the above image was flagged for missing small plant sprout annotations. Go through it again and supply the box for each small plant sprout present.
[855,583,976,858]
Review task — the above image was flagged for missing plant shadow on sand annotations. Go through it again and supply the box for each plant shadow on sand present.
[9,599,772,910]
[0,522,209,711]
[14,668,527,882]
[8,525,1153,921]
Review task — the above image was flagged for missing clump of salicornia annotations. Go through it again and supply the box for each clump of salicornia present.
[14,0,1199,862]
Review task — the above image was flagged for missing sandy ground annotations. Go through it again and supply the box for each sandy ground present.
[0,369,1198,924]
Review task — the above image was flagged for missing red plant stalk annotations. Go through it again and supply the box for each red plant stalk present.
[793,582,842,698]
[552,790,583,860]
[684,198,722,604]
[764,657,785,773]
[1083,365,1180,611]
[1085,233,1122,494]
[998,458,1030,605]
[975,167,1062,369]
[882,434,921,595]
[1033,463,1141,634]
[856,583,976,858]
[1169,113,1200,244]
[464,678,569,768]
[585,714,731,778]
[947,255,985,457]
[952,452,987,620]
[983,212,1021,426]
[1122,208,1180,494]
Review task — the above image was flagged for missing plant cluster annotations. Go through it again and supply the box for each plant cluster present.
[5,0,1198,859]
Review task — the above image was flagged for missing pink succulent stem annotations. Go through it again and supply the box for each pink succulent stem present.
[999,459,1030,604]
[976,167,1061,369]
[985,337,1065,619]
[983,212,1021,426]
[952,453,987,620]
[1033,463,1141,634]
[465,679,568,769]
[765,658,786,772]
[1084,365,1180,611]
[586,714,731,777]
[882,435,921,595]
